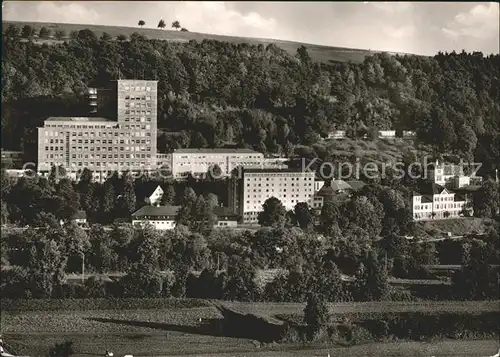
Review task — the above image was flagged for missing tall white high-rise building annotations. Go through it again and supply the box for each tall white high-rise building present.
[37,80,158,179]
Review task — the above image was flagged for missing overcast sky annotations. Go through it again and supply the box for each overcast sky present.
[3,1,499,55]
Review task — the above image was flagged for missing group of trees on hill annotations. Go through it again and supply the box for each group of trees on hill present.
[156,19,187,32]
[1,26,499,176]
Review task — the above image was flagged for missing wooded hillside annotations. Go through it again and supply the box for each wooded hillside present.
[2,26,499,174]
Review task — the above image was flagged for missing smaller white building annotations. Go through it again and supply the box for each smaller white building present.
[327,130,346,139]
[262,157,288,169]
[427,161,480,188]
[171,148,264,179]
[378,130,396,139]
[452,176,471,189]
[145,185,164,206]
[402,130,416,139]
[61,210,87,227]
[131,205,239,230]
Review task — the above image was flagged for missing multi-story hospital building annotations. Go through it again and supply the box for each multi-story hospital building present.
[229,168,325,223]
[37,80,158,179]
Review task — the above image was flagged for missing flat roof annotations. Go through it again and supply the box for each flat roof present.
[113,79,158,82]
[45,116,115,122]
[243,168,314,174]
[173,148,260,154]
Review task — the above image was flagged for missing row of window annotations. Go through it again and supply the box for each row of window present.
[246,193,313,202]
[123,117,152,123]
[70,153,152,159]
[247,182,314,187]
[66,139,151,145]
[124,110,154,115]
[124,102,153,108]
[245,176,314,181]
[124,95,152,101]
[414,202,465,210]
[434,196,455,201]
[246,188,314,194]
[45,124,116,129]
[121,86,153,91]
[46,161,152,167]
[45,154,65,159]
[177,155,262,159]
[45,146,152,152]
[45,130,152,138]
[45,152,153,160]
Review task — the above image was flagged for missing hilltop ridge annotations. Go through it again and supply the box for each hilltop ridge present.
[2,20,415,63]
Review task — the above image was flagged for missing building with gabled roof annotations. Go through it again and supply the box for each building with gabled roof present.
[131,204,239,230]
[138,183,164,206]
[411,181,471,221]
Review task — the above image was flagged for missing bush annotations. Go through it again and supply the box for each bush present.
[388,287,417,302]
[1,297,211,312]
[47,341,74,357]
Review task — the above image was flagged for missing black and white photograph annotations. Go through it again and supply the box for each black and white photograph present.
[1,1,499,356]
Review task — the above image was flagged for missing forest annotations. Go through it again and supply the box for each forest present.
[1,25,499,177]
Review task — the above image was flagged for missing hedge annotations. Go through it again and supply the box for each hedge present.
[1,297,212,312]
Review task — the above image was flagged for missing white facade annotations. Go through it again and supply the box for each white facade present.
[133,218,176,230]
[131,205,239,230]
[146,185,164,206]
[327,130,346,139]
[133,218,238,230]
[240,169,322,223]
[378,130,396,138]
[402,130,416,138]
[412,187,469,221]
[171,149,264,178]
[262,158,288,169]
[452,176,471,189]
[427,161,478,188]
[214,220,238,228]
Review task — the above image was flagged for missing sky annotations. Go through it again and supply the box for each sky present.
[2,1,499,55]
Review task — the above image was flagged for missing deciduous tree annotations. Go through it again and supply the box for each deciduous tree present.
[258,197,287,227]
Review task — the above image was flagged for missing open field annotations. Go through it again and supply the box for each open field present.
[4,336,500,357]
[2,300,498,356]
[222,300,500,316]
[2,21,416,63]
[162,340,500,357]
[3,300,498,335]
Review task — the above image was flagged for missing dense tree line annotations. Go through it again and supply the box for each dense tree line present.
[1,214,498,301]
[1,27,499,177]
[0,166,228,226]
